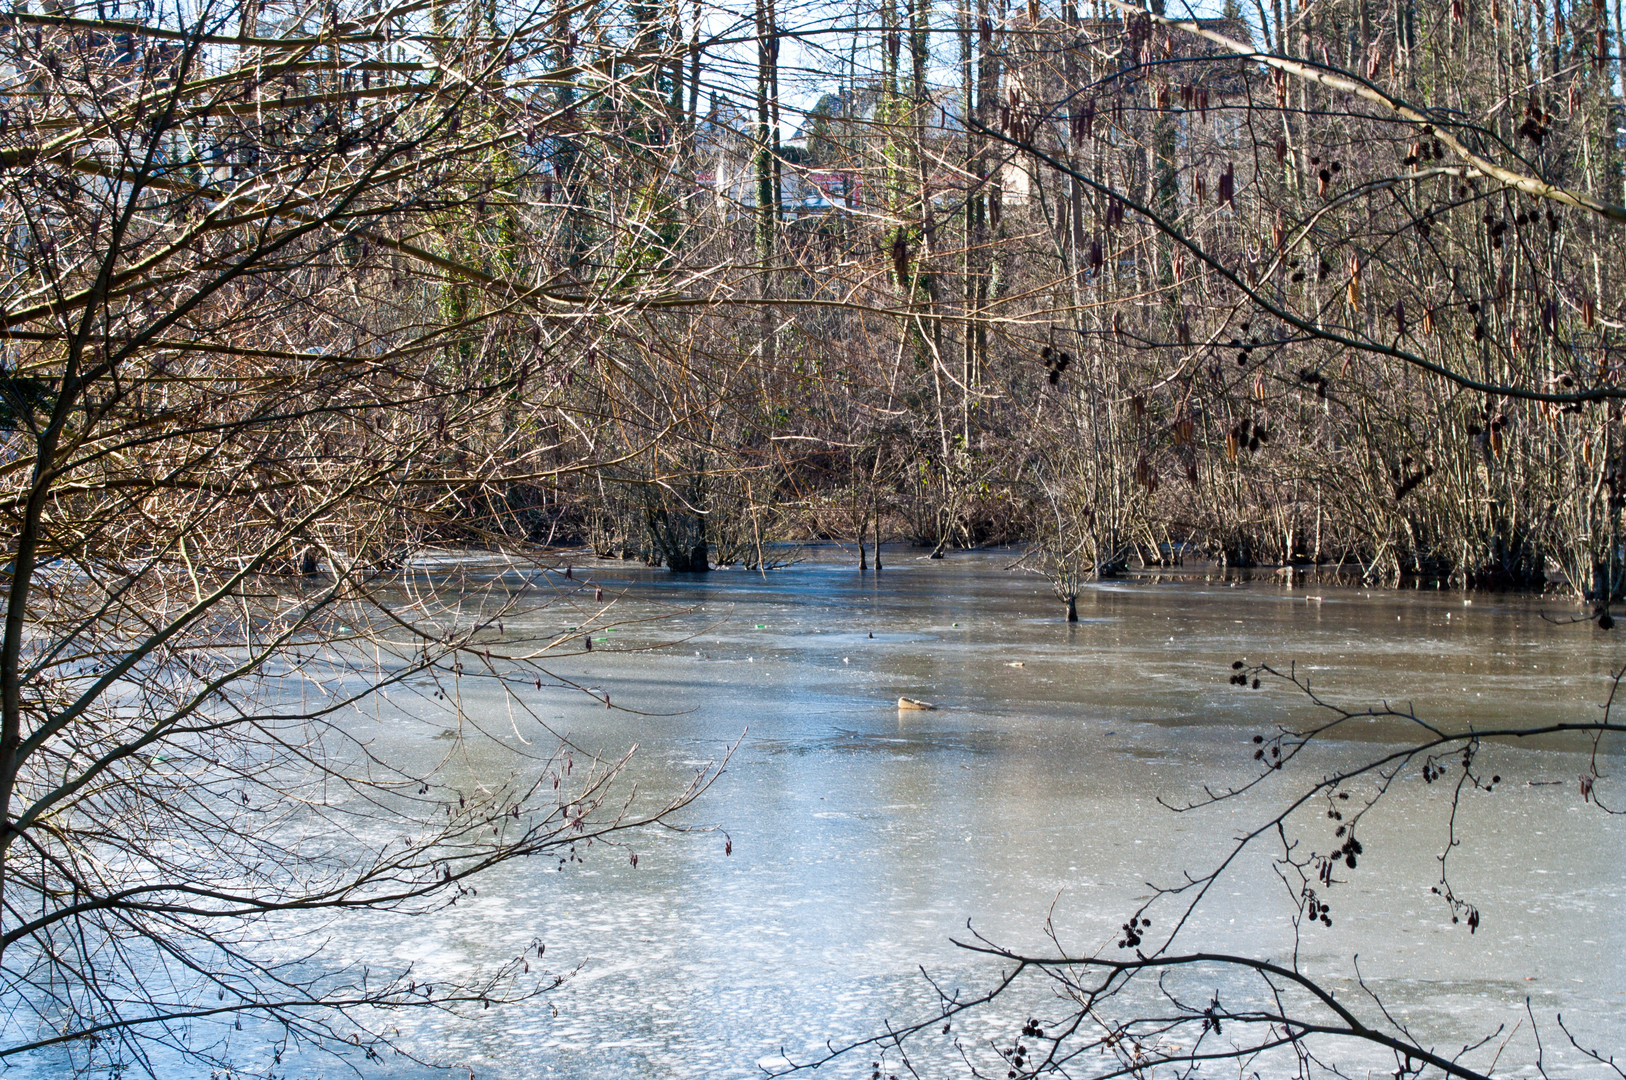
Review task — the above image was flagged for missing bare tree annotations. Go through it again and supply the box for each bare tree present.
[0,1,732,1073]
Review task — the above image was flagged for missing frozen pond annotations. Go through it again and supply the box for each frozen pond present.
[74,548,1626,1078]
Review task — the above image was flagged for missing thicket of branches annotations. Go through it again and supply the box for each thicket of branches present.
[534,0,1626,611]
